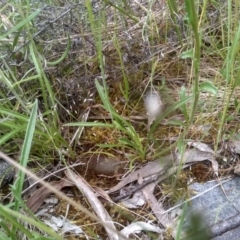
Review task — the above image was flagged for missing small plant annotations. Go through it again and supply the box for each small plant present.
[66,80,146,162]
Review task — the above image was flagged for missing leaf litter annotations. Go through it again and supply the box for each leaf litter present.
[26,179,74,214]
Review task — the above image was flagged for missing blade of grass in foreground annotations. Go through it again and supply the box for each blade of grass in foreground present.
[85,0,105,82]
[0,204,63,240]
[216,21,240,147]
[12,99,38,218]
[0,9,41,40]
[167,0,183,45]
[184,0,201,126]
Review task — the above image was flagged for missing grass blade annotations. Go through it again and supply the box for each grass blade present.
[13,99,38,213]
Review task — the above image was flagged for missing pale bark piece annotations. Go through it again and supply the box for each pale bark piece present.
[175,148,214,164]
[114,162,191,205]
[141,183,173,228]
[108,154,174,193]
[92,186,112,201]
[187,141,214,153]
[26,179,74,213]
[121,191,146,208]
[64,169,119,240]
[42,214,83,234]
[234,163,240,175]
[177,148,218,176]
[228,140,240,154]
[109,148,216,194]
[120,221,163,238]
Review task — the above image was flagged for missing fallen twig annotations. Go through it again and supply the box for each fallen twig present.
[64,169,120,240]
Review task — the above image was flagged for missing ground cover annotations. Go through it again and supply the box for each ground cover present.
[1,0,240,239]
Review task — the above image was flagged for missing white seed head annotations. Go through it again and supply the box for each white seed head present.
[144,89,163,128]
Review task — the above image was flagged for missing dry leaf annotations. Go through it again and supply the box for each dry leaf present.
[142,183,173,228]
[187,141,214,153]
[108,154,173,193]
[26,179,74,213]
[120,221,163,238]
[176,148,213,164]
[43,214,83,234]
[229,140,240,154]
[176,149,218,176]
[121,191,146,208]
[234,163,240,175]
[92,186,112,201]
[109,148,217,194]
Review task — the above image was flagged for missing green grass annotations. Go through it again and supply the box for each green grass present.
[0,0,240,239]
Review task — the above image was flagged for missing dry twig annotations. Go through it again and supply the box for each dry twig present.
[64,169,120,240]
